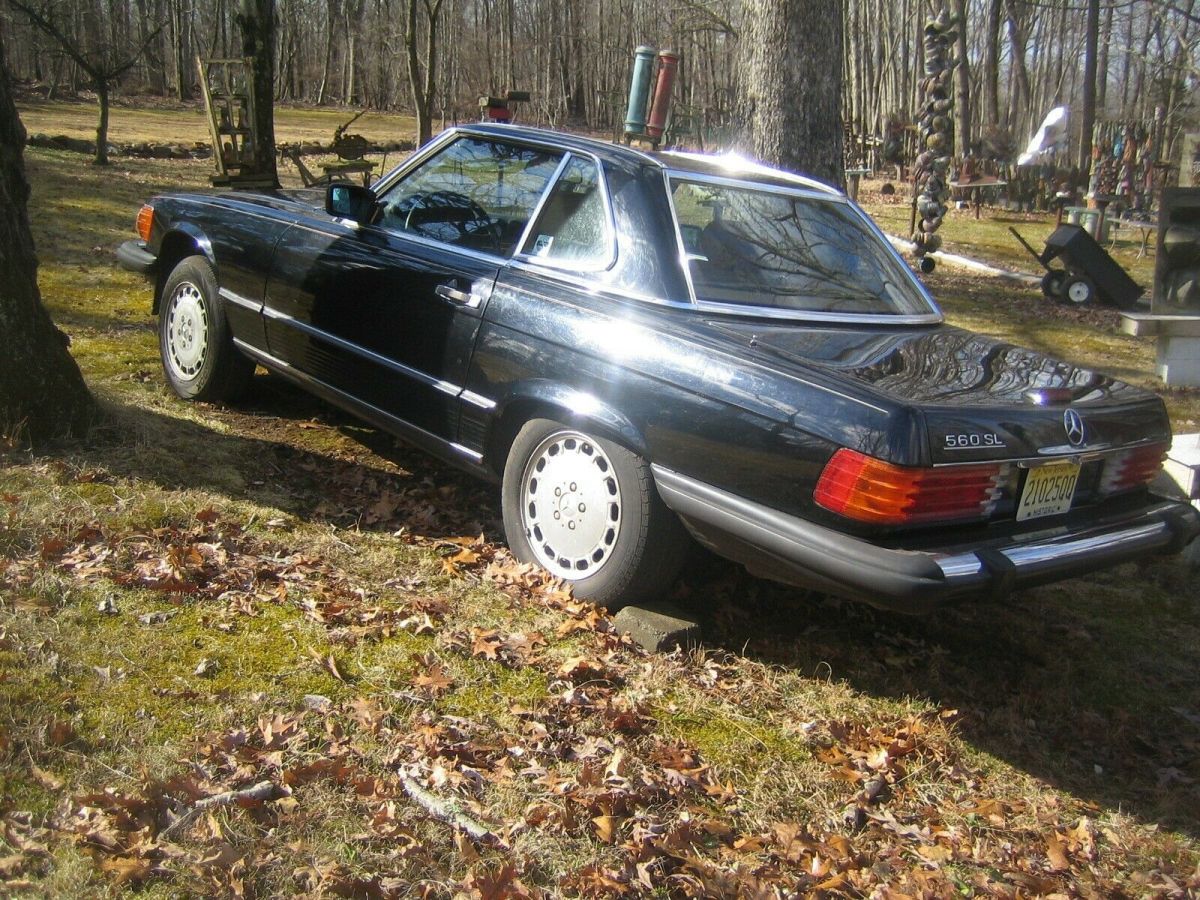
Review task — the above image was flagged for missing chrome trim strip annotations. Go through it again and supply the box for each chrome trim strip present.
[260,306,460,398]
[665,168,845,203]
[218,287,262,312]
[689,301,942,326]
[366,128,459,197]
[661,151,841,195]
[505,259,680,307]
[233,338,290,368]
[460,390,497,410]
[450,442,484,463]
[234,340,483,464]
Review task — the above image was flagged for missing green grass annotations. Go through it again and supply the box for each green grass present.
[1,110,1198,895]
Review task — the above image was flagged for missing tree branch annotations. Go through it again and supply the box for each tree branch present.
[399,775,500,846]
[159,780,287,840]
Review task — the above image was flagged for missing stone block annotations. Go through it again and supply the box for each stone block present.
[613,603,702,652]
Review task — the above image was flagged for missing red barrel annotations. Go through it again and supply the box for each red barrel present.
[645,51,680,141]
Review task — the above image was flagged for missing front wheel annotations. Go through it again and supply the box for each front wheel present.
[158,256,253,402]
[501,420,689,609]
[1062,273,1097,305]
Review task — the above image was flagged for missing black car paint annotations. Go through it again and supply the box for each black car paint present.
[119,124,1198,610]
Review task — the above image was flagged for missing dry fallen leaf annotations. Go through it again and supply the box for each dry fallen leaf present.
[1046,832,1070,871]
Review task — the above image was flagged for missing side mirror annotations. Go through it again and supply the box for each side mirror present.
[325,183,377,225]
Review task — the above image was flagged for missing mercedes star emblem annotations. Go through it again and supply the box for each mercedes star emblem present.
[1063,408,1086,447]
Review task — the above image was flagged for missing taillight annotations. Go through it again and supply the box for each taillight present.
[1099,442,1167,495]
[136,204,155,242]
[815,448,1007,525]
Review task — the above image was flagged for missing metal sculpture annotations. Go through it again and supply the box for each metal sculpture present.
[910,8,957,270]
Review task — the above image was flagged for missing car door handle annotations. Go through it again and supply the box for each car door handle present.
[435,282,481,308]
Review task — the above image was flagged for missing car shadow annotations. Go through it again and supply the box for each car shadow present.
[675,555,1200,839]
[75,380,1200,840]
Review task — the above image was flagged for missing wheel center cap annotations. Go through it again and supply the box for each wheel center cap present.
[553,482,587,528]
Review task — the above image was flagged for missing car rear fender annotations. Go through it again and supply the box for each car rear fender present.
[151,225,216,314]
[486,383,648,477]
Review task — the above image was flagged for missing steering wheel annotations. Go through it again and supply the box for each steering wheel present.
[402,191,502,253]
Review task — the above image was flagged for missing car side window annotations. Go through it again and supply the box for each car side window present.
[377,137,562,256]
[520,155,612,268]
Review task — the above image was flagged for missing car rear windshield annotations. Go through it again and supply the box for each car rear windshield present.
[670,177,936,317]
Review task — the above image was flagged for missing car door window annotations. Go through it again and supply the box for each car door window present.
[377,137,562,256]
[520,155,613,269]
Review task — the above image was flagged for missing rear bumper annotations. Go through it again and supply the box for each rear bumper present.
[652,465,1200,614]
[116,239,157,274]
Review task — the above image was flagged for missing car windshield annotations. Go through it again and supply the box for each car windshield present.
[670,177,936,316]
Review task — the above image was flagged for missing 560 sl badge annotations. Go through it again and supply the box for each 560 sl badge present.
[943,432,1007,450]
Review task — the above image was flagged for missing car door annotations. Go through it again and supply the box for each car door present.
[263,135,564,441]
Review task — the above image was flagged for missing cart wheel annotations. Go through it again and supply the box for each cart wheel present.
[1062,274,1097,305]
[1041,269,1067,300]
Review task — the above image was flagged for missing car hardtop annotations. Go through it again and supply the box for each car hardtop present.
[453,123,843,197]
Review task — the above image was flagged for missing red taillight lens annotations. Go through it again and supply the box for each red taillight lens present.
[135,204,155,242]
[1099,442,1167,495]
[815,448,1005,525]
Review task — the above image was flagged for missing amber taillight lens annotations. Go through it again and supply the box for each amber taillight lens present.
[815,448,1006,525]
[135,204,155,242]
[1099,442,1167,495]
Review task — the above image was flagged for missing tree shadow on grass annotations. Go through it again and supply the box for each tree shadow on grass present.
[676,552,1200,839]
[82,370,501,540]
[68,374,1200,840]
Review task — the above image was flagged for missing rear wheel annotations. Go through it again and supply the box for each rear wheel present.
[1041,269,1066,300]
[159,256,253,402]
[501,419,688,609]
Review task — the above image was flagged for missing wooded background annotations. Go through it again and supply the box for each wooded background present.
[1,0,1196,169]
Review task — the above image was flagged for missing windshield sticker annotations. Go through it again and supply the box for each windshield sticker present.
[532,234,554,256]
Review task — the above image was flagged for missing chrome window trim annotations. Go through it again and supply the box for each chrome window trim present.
[505,258,682,308]
[368,128,459,196]
[512,153,573,257]
[663,169,944,325]
[513,151,620,274]
[372,131,566,262]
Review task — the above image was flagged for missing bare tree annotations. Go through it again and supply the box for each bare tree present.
[7,0,161,164]
[0,36,92,444]
[403,0,445,146]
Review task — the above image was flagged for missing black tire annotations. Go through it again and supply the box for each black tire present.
[501,419,689,609]
[158,256,254,402]
[1061,273,1097,306]
[1041,269,1067,300]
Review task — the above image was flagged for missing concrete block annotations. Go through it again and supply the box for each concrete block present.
[1156,335,1200,387]
[613,603,702,652]
[1165,433,1200,499]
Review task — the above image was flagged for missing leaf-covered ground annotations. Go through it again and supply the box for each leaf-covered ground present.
[2,127,1199,897]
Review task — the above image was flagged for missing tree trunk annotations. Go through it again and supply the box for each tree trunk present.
[951,0,971,153]
[93,79,110,165]
[238,0,280,186]
[739,0,844,188]
[981,0,1001,125]
[1077,0,1100,171]
[0,48,93,446]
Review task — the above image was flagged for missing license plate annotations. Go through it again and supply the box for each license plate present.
[1016,462,1081,521]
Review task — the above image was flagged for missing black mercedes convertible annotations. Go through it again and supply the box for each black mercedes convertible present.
[117,124,1199,612]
